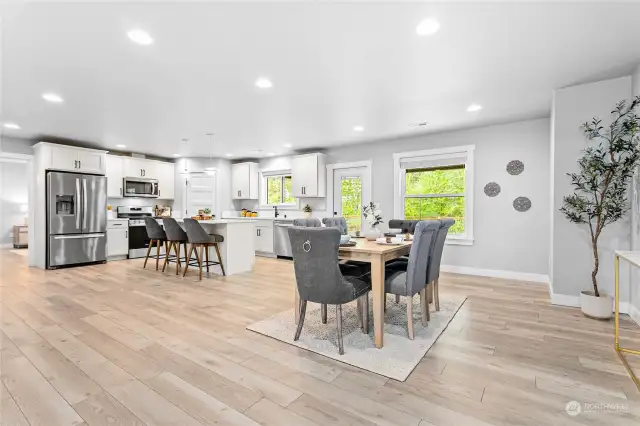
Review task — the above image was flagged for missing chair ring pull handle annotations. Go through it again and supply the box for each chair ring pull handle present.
[303,240,312,253]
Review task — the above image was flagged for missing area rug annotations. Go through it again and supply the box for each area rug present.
[247,294,466,381]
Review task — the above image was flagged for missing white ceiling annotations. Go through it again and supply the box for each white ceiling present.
[3,2,640,159]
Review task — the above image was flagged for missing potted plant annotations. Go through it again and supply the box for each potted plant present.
[363,202,383,240]
[560,96,640,319]
[303,204,312,218]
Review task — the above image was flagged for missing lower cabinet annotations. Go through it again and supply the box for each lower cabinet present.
[254,225,274,255]
[107,222,129,258]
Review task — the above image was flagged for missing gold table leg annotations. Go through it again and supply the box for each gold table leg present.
[615,254,640,391]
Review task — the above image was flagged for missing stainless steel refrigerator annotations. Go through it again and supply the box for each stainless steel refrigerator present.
[47,171,107,268]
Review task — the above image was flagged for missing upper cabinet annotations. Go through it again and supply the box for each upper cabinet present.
[35,143,107,175]
[105,154,124,197]
[231,162,259,199]
[291,153,327,197]
[106,155,175,199]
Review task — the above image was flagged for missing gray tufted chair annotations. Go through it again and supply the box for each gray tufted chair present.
[182,218,225,280]
[293,218,322,227]
[161,218,189,275]
[322,217,348,235]
[427,219,454,311]
[143,217,167,270]
[388,219,420,235]
[288,227,371,355]
[384,220,440,339]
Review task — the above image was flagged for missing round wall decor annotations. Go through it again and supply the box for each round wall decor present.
[506,160,524,175]
[484,182,501,197]
[513,196,531,212]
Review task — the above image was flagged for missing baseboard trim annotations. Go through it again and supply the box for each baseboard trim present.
[441,265,549,284]
[550,292,632,315]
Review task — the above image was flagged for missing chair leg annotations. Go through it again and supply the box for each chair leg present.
[358,295,369,334]
[155,241,161,270]
[205,245,210,273]
[435,278,440,311]
[162,241,171,273]
[321,304,327,324]
[183,242,189,270]
[183,244,194,277]
[336,304,344,355]
[420,288,428,326]
[175,242,181,275]
[407,295,414,340]
[214,243,225,276]
[395,295,400,304]
[294,300,307,341]
[356,298,363,331]
[196,245,203,281]
[143,240,153,269]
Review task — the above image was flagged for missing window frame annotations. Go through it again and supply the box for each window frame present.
[259,169,299,209]
[393,145,475,246]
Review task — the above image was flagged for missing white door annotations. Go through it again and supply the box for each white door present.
[183,173,216,217]
[332,166,370,234]
[77,150,105,174]
[107,228,128,256]
[255,226,274,253]
[105,155,124,198]
[50,146,80,171]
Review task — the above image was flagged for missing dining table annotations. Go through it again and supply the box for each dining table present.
[293,237,412,349]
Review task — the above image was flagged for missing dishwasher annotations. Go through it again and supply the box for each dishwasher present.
[273,221,294,258]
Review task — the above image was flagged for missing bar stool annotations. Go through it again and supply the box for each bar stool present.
[182,218,226,280]
[161,217,189,275]
[143,217,167,270]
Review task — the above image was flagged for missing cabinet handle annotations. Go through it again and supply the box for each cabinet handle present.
[74,160,77,169]
[238,190,241,197]
[79,160,81,169]
[125,231,128,238]
[120,188,122,195]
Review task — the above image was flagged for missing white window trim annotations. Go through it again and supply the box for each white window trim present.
[393,145,474,246]
[259,168,300,209]
[326,160,372,218]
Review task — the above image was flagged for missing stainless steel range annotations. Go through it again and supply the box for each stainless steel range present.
[117,206,154,258]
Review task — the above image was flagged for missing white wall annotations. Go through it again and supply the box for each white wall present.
[550,76,633,304]
[0,161,29,246]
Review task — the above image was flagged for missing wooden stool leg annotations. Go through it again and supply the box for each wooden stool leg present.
[183,244,194,277]
[143,240,153,268]
[205,245,210,273]
[155,241,161,270]
[175,242,181,275]
[162,241,171,273]
[196,245,204,281]
[214,243,225,276]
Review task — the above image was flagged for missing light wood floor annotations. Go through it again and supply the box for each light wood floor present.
[1,249,640,426]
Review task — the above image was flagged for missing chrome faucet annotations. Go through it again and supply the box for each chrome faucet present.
[274,205,280,218]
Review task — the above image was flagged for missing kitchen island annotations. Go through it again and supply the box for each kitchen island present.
[161,218,257,276]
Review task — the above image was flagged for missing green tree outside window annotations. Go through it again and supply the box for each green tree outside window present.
[266,175,296,205]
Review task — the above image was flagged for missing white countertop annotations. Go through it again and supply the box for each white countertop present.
[221,216,295,221]
[616,251,640,268]
[168,218,257,225]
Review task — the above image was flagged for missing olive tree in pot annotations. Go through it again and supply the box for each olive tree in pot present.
[560,96,640,319]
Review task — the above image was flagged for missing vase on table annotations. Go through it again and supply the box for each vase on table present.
[364,227,381,241]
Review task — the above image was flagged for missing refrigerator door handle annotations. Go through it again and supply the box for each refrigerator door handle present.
[75,178,81,230]
[83,178,88,230]
[53,233,105,240]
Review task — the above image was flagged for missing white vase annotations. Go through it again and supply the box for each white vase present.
[580,290,613,320]
[364,227,380,241]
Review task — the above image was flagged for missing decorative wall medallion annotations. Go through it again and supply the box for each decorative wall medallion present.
[484,182,501,197]
[513,196,531,212]
[506,160,524,175]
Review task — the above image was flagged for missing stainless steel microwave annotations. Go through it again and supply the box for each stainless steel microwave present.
[123,177,159,198]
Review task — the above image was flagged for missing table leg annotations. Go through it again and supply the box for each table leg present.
[371,255,385,348]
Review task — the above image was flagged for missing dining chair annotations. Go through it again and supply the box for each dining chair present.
[387,219,420,235]
[143,217,167,270]
[161,217,188,275]
[427,218,455,311]
[322,217,348,235]
[384,220,440,339]
[293,218,322,227]
[288,227,371,355]
[182,218,226,280]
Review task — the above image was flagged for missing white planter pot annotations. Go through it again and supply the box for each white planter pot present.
[364,227,381,241]
[580,290,613,320]
[304,212,312,218]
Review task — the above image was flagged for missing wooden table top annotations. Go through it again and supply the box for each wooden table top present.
[339,238,412,254]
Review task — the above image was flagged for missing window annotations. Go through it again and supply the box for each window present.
[265,174,296,205]
[394,145,474,245]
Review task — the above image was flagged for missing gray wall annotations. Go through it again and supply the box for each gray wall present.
[0,161,29,246]
[551,76,632,301]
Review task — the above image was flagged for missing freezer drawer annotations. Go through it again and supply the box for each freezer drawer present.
[48,233,107,268]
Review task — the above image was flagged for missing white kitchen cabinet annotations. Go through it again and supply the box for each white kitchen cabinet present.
[105,155,124,197]
[107,220,128,258]
[291,153,326,197]
[156,161,175,199]
[36,142,107,175]
[254,225,274,254]
[123,158,151,178]
[231,162,259,199]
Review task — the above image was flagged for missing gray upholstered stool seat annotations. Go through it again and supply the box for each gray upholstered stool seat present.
[207,234,224,243]
[387,219,420,235]
[293,218,321,227]
[161,217,189,275]
[143,217,167,271]
[182,218,226,280]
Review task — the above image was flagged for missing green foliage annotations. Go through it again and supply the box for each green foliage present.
[404,168,465,234]
[303,204,312,213]
[340,178,362,233]
[560,96,640,297]
[267,175,296,205]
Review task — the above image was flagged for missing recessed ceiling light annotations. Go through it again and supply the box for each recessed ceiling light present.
[283,143,292,148]
[115,144,126,148]
[172,154,180,157]
[3,123,20,130]
[205,167,214,171]
[416,18,440,36]
[467,103,483,112]
[127,29,153,45]
[267,152,276,157]
[255,78,273,89]
[42,92,64,103]
[353,126,365,132]
[410,121,428,128]
[225,153,233,157]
